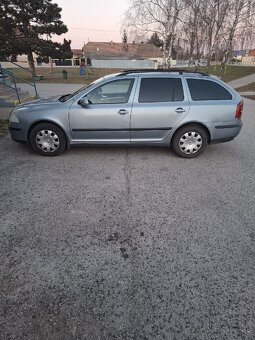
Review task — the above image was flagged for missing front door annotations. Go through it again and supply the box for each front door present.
[69,78,135,142]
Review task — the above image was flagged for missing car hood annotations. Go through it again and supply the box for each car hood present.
[16,95,63,108]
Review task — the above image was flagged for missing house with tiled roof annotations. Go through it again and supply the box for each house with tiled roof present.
[248,49,255,57]
[82,41,164,68]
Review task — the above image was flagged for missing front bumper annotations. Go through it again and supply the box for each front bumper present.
[9,122,27,143]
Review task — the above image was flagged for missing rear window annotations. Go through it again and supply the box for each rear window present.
[138,78,184,102]
[187,79,232,101]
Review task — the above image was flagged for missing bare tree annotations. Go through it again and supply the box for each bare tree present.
[223,0,255,62]
[199,0,230,69]
[124,0,186,67]
[183,0,207,66]
[123,0,255,69]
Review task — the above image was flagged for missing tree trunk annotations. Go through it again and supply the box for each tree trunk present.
[188,32,195,69]
[27,50,36,76]
[167,32,176,68]
[166,38,173,68]
[162,36,168,69]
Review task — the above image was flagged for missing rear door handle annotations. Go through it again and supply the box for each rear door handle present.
[175,107,186,114]
[118,109,129,115]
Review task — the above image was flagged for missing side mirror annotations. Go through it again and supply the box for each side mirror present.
[78,97,89,107]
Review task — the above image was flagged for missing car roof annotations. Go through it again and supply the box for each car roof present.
[116,69,210,78]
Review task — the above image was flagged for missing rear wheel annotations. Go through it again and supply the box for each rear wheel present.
[29,123,67,156]
[172,124,208,158]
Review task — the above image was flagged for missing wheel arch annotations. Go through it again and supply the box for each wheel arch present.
[171,122,211,145]
[27,120,70,148]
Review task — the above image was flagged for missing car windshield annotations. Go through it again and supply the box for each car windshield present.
[58,77,104,102]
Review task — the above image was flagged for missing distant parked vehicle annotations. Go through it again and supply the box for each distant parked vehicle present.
[9,69,243,158]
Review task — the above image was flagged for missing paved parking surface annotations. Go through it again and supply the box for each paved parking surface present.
[0,99,255,339]
[228,73,255,89]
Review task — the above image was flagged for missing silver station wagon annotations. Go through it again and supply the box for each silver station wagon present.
[9,69,243,158]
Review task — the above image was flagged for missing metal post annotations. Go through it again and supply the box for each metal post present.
[32,71,39,98]
[12,75,21,103]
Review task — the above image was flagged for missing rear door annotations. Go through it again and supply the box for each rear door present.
[130,76,189,142]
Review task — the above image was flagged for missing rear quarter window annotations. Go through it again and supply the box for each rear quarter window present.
[187,79,233,101]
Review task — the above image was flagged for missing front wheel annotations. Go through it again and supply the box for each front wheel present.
[29,123,67,156]
[171,125,208,158]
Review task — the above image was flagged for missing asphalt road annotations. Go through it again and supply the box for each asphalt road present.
[0,99,255,340]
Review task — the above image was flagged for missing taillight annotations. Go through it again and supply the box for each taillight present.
[235,100,244,119]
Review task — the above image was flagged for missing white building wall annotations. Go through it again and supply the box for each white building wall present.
[242,56,255,65]
[91,59,156,69]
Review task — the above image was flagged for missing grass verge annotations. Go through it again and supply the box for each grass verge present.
[0,119,8,138]
[201,65,255,82]
[242,95,255,101]
[7,67,120,85]
[235,82,255,92]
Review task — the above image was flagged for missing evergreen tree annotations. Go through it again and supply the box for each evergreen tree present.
[122,30,128,51]
[38,39,72,60]
[122,30,128,44]
[0,0,68,73]
[147,33,163,48]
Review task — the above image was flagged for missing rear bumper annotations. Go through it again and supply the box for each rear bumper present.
[210,121,242,143]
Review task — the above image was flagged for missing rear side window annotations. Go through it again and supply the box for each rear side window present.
[138,78,184,102]
[187,79,232,100]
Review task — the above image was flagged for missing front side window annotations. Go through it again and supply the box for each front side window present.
[138,78,184,103]
[87,79,134,104]
[187,79,233,101]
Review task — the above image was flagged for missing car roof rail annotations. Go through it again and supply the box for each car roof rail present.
[117,68,210,77]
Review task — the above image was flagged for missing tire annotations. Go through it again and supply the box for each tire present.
[171,124,208,158]
[29,123,67,156]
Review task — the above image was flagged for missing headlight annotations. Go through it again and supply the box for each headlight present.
[9,111,20,123]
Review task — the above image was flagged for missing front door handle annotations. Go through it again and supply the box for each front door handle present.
[175,107,186,114]
[118,109,129,115]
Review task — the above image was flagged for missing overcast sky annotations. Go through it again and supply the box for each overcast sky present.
[53,0,129,48]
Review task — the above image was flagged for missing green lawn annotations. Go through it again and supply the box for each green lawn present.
[8,67,121,85]
[0,119,8,138]
[5,64,255,85]
[199,65,255,82]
